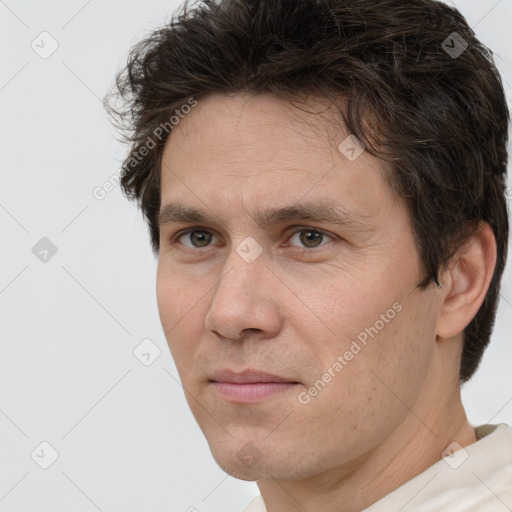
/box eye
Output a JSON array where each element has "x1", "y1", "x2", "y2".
[
  {"x1": 286, "y1": 228, "x2": 335, "y2": 249},
  {"x1": 175, "y1": 229, "x2": 219, "y2": 248},
  {"x1": 171, "y1": 227, "x2": 335, "y2": 250}
]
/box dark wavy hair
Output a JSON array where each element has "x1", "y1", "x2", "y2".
[{"x1": 104, "y1": 0, "x2": 510, "y2": 383}]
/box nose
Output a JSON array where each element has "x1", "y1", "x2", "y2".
[{"x1": 203, "y1": 247, "x2": 282, "y2": 342}]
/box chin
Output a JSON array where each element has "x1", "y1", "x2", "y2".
[
  {"x1": 221, "y1": 466, "x2": 261, "y2": 482},
  {"x1": 211, "y1": 454, "x2": 263, "y2": 480},
  {"x1": 209, "y1": 441, "x2": 309, "y2": 482}
]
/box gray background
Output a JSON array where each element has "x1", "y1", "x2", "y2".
[{"x1": 1, "y1": 0, "x2": 511, "y2": 511}]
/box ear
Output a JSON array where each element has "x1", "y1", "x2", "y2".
[{"x1": 436, "y1": 222, "x2": 497, "y2": 339}]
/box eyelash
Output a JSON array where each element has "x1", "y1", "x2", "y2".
[{"x1": 170, "y1": 227, "x2": 336, "y2": 251}]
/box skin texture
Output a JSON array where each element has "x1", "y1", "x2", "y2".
[{"x1": 156, "y1": 92, "x2": 495, "y2": 512}]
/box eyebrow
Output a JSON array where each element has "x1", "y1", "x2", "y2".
[{"x1": 158, "y1": 199, "x2": 374, "y2": 232}]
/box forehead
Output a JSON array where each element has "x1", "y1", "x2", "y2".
[
  {"x1": 159, "y1": 92, "x2": 395, "y2": 224},
  {"x1": 164, "y1": 92, "x2": 351, "y2": 158}
]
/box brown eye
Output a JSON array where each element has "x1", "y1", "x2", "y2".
[
  {"x1": 289, "y1": 229, "x2": 333, "y2": 248},
  {"x1": 178, "y1": 230, "x2": 216, "y2": 248},
  {"x1": 300, "y1": 230, "x2": 323, "y2": 248}
]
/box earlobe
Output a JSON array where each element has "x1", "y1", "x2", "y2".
[{"x1": 436, "y1": 222, "x2": 497, "y2": 340}]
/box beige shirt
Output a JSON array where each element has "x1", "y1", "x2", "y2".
[{"x1": 242, "y1": 423, "x2": 512, "y2": 511}]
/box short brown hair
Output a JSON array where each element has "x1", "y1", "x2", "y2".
[{"x1": 104, "y1": 0, "x2": 510, "y2": 382}]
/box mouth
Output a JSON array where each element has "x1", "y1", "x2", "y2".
[{"x1": 208, "y1": 369, "x2": 300, "y2": 404}]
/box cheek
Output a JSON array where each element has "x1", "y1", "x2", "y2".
[
  {"x1": 156, "y1": 261, "x2": 202, "y2": 324},
  {"x1": 156, "y1": 266, "x2": 203, "y2": 366},
  {"x1": 332, "y1": 291, "x2": 438, "y2": 416},
  {"x1": 297, "y1": 273, "x2": 436, "y2": 411},
  {"x1": 295, "y1": 302, "x2": 435, "y2": 461},
  {"x1": 156, "y1": 272, "x2": 176, "y2": 336},
  {"x1": 295, "y1": 275, "x2": 392, "y2": 362}
]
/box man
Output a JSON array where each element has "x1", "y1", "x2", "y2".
[{"x1": 104, "y1": 0, "x2": 511, "y2": 510}]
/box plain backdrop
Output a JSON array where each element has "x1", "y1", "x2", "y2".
[{"x1": 1, "y1": 0, "x2": 511, "y2": 511}]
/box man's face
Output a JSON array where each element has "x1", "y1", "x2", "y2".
[{"x1": 156, "y1": 93, "x2": 442, "y2": 481}]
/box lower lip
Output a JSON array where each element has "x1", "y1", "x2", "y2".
[{"x1": 211, "y1": 382, "x2": 297, "y2": 403}]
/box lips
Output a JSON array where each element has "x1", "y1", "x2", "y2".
[
  {"x1": 209, "y1": 369, "x2": 299, "y2": 403},
  {"x1": 209, "y1": 369, "x2": 297, "y2": 384}
]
